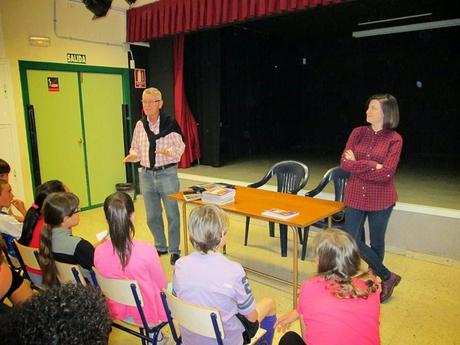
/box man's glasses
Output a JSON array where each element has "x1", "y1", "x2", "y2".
[
  {"x1": 141, "y1": 100, "x2": 161, "y2": 105},
  {"x1": 70, "y1": 208, "x2": 80, "y2": 216}
]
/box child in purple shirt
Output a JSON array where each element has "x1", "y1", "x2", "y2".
[{"x1": 173, "y1": 204, "x2": 277, "y2": 345}]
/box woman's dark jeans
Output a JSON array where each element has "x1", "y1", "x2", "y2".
[{"x1": 344, "y1": 205, "x2": 394, "y2": 280}]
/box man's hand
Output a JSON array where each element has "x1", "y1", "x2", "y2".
[
  {"x1": 156, "y1": 147, "x2": 173, "y2": 156},
  {"x1": 123, "y1": 152, "x2": 138, "y2": 163}
]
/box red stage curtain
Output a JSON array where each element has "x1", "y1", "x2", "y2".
[
  {"x1": 127, "y1": 0, "x2": 349, "y2": 42},
  {"x1": 173, "y1": 34, "x2": 201, "y2": 168}
]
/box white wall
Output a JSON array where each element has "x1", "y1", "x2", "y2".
[{"x1": 0, "y1": 0, "x2": 133, "y2": 202}]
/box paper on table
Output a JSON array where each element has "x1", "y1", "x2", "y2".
[{"x1": 96, "y1": 230, "x2": 109, "y2": 241}]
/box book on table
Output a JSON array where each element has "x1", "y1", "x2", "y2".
[
  {"x1": 261, "y1": 208, "x2": 299, "y2": 220},
  {"x1": 201, "y1": 187, "x2": 236, "y2": 205},
  {"x1": 183, "y1": 190, "x2": 202, "y2": 202},
  {"x1": 191, "y1": 182, "x2": 235, "y2": 193}
]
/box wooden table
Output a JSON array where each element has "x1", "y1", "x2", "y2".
[{"x1": 170, "y1": 186, "x2": 344, "y2": 307}]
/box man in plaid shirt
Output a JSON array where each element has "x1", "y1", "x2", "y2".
[{"x1": 124, "y1": 87, "x2": 185, "y2": 265}]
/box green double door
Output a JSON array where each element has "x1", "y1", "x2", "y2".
[{"x1": 26, "y1": 69, "x2": 127, "y2": 208}]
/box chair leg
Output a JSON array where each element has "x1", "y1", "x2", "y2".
[
  {"x1": 140, "y1": 328, "x2": 147, "y2": 345},
  {"x1": 244, "y1": 217, "x2": 250, "y2": 246},
  {"x1": 280, "y1": 224, "x2": 288, "y2": 257},
  {"x1": 301, "y1": 226, "x2": 310, "y2": 260},
  {"x1": 269, "y1": 222, "x2": 275, "y2": 237}
]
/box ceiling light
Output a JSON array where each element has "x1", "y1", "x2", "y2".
[
  {"x1": 352, "y1": 18, "x2": 460, "y2": 38},
  {"x1": 358, "y1": 13, "x2": 432, "y2": 26}
]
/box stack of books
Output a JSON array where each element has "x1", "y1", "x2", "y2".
[
  {"x1": 183, "y1": 190, "x2": 202, "y2": 202},
  {"x1": 261, "y1": 208, "x2": 299, "y2": 220},
  {"x1": 201, "y1": 187, "x2": 236, "y2": 205},
  {"x1": 190, "y1": 183, "x2": 235, "y2": 193}
]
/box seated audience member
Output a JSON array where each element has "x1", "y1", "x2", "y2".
[
  {"x1": 0, "y1": 159, "x2": 10, "y2": 181},
  {"x1": 276, "y1": 228, "x2": 381, "y2": 345},
  {"x1": 0, "y1": 159, "x2": 26, "y2": 222},
  {"x1": 0, "y1": 283, "x2": 112, "y2": 345},
  {"x1": 16, "y1": 181, "x2": 67, "y2": 285},
  {"x1": 0, "y1": 237, "x2": 33, "y2": 307},
  {"x1": 18, "y1": 180, "x2": 67, "y2": 247},
  {"x1": 39, "y1": 192, "x2": 94, "y2": 286},
  {"x1": 0, "y1": 179, "x2": 23, "y2": 239},
  {"x1": 173, "y1": 204, "x2": 277, "y2": 345},
  {"x1": 94, "y1": 192, "x2": 168, "y2": 340}
]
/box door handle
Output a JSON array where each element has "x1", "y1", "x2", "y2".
[{"x1": 78, "y1": 138, "x2": 83, "y2": 144}]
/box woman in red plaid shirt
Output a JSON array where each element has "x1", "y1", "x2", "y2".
[{"x1": 341, "y1": 94, "x2": 402, "y2": 303}]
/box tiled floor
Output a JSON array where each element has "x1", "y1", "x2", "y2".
[{"x1": 76, "y1": 196, "x2": 460, "y2": 345}]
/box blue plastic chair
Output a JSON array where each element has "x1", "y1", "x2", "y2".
[{"x1": 244, "y1": 160, "x2": 309, "y2": 257}]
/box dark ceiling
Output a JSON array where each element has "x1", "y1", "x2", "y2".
[{"x1": 236, "y1": 0, "x2": 460, "y2": 41}]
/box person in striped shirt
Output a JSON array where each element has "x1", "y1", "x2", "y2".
[{"x1": 124, "y1": 87, "x2": 185, "y2": 265}]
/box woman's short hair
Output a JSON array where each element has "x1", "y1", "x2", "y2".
[
  {"x1": 188, "y1": 204, "x2": 228, "y2": 253},
  {"x1": 367, "y1": 93, "x2": 399, "y2": 129}
]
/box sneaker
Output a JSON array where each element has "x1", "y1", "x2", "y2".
[
  {"x1": 380, "y1": 272, "x2": 401, "y2": 303},
  {"x1": 150, "y1": 331, "x2": 169, "y2": 345},
  {"x1": 156, "y1": 332, "x2": 170, "y2": 345},
  {"x1": 157, "y1": 249, "x2": 168, "y2": 256},
  {"x1": 170, "y1": 253, "x2": 180, "y2": 265}
]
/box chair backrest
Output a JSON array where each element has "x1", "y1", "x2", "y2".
[
  {"x1": 1, "y1": 234, "x2": 21, "y2": 270},
  {"x1": 55, "y1": 261, "x2": 87, "y2": 286},
  {"x1": 161, "y1": 290, "x2": 225, "y2": 340},
  {"x1": 13, "y1": 240, "x2": 41, "y2": 271},
  {"x1": 306, "y1": 166, "x2": 350, "y2": 202},
  {"x1": 327, "y1": 167, "x2": 350, "y2": 202},
  {"x1": 251, "y1": 160, "x2": 309, "y2": 194},
  {"x1": 305, "y1": 167, "x2": 350, "y2": 224},
  {"x1": 92, "y1": 267, "x2": 144, "y2": 307}
]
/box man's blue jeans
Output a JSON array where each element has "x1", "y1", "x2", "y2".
[
  {"x1": 344, "y1": 205, "x2": 394, "y2": 280},
  {"x1": 139, "y1": 166, "x2": 180, "y2": 254}
]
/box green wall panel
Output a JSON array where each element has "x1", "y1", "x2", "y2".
[
  {"x1": 26, "y1": 70, "x2": 89, "y2": 207},
  {"x1": 80, "y1": 72, "x2": 125, "y2": 205}
]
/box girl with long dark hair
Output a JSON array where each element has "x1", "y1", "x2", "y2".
[
  {"x1": 19, "y1": 180, "x2": 67, "y2": 247},
  {"x1": 94, "y1": 192, "x2": 168, "y2": 326},
  {"x1": 39, "y1": 192, "x2": 94, "y2": 286}
]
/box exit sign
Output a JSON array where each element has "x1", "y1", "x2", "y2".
[{"x1": 67, "y1": 53, "x2": 87, "y2": 64}]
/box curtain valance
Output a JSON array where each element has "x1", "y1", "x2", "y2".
[{"x1": 127, "y1": 0, "x2": 348, "y2": 42}]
